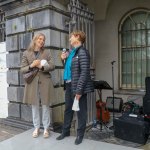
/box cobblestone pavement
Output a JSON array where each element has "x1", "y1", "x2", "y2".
[{"x1": 0, "y1": 122, "x2": 25, "y2": 142}]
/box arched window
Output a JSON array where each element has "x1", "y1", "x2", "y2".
[{"x1": 119, "y1": 9, "x2": 150, "y2": 90}]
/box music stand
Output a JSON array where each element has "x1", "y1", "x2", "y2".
[{"x1": 86, "y1": 80, "x2": 112, "y2": 132}]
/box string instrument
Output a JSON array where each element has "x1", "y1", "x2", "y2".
[
  {"x1": 94, "y1": 80, "x2": 112, "y2": 123},
  {"x1": 96, "y1": 100, "x2": 110, "y2": 123}
]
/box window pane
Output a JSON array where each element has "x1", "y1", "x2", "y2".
[
  {"x1": 122, "y1": 74, "x2": 132, "y2": 84},
  {"x1": 126, "y1": 74, "x2": 132, "y2": 84},
  {"x1": 122, "y1": 62, "x2": 126, "y2": 72},
  {"x1": 147, "y1": 47, "x2": 150, "y2": 58},
  {"x1": 131, "y1": 12, "x2": 147, "y2": 25},
  {"x1": 147, "y1": 30, "x2": 150, "y2": 46},
  {"x1": 126, "y1": 50, "x2": 133, "y2": 61},
  {"x1": 122, "y1": 51, "x2": 127, "y2": 61},
  {"x1": 121, "y1": 33, "x2": 126, "y2": 48},
  {"x1": 146, "y1": 15, "x2": 150, "y2": 29},
  {"x1": 135, "y1": 31, "x2": 142, "y2": 46},
  {"x1": 135, "y1": 48, "x2": 141, "y2": 60},
  {"x1": 141, "y1": 30, "x2": 146, "y2": 46},
  {"x1": 120, "y1": 11, "x2": 150, "y2": 89},
  {"x1": 126, "y1": 32, "x2": 132, "y2": 47},
  {"x1": 136, "y1": 74, "x2": 142, "y2": 86},
  {"x1": 122, "y1": 74, "x2": 126, "y2": 84},
  {"x1": 122, "y1": 18, "x2": 132, "y2": 31}
]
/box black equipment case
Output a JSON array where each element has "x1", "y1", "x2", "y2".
[
  {"x1": 143, "y1": 77, "x2": 150, "y2": 114},
  {"x1": 114, "y1": 114, "x2": 149, "y2": 144}
]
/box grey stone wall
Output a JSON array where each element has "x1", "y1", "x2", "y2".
[{"x1": 5, "y1": 0, "x2": 69, "y2": 124}]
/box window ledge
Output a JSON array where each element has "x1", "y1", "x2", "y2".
[{"x1": 115, "y1": 89, "x2": 145, "y2": 96}]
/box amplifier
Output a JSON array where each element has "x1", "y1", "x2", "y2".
[
  {"x1": 114, "y1": 115, "x2": 149, "y2": 144},
  {"x1": 106, "y1": 97, "x2": 123, "y2": 112}
]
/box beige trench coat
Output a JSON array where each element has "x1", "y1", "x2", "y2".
[{"x1": 21, "y1": 49, "x2": 55, "y2": 105}]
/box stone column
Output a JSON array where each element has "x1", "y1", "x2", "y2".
[{"x1": 5, "y1": 0, "x2": 69, "y2": 128}]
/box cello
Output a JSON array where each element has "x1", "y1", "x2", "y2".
[
  {"x1": 94, "y1": 81, "x2": 111, "y2": 123},
  {"x1": 96, "y1": 99, "x2": 110, "y2": 123}
]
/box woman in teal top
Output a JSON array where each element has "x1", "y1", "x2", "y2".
[{"x1": 56, "y1": 30, "x2": 94, "y2": 145}]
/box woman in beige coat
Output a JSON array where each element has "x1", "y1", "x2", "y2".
[{"x1": 21, "y1": 33, "x2": 55, "y2": 138}]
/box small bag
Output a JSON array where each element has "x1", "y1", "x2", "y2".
[
  {"x1": 23, "y1": 67, "x2": 39, "y2": 84},
  {"x1": 72, "y1": 97, "x2": 80, "y2": 111}
]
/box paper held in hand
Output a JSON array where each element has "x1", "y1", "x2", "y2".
[
  {"x1": 72, "y1": 97, "x2": 80, "y2": 111},
  {"x1": 41, "y1": 59, "x2": 48, "y2": 66}
]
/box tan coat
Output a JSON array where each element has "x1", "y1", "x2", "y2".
[{"x1": 21, "y1": 49, "x2": 55, "y2": 105}]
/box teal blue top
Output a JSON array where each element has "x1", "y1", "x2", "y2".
[{"x1": 64, "y1": 48, "x2": 77, "y2": 81}]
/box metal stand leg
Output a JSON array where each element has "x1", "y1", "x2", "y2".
[
  {"x1": 86, "y1": 89, "x2": 109, "y2": 133},
  {"x1": 109, "y1": 61, "x2": 116, "y2": 130}
]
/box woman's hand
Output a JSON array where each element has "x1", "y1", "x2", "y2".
[
  {"x1": 30, "y1": 60, "x2": 41, "y2": 68},
  {"x1": 75, "y1": 94, "x2": 81, "y2": 100},
  {"x1": 61, "y1": 52, "x2": 67, "y2": 60}
]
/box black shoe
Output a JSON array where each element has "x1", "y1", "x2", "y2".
[
  {"x1": 74, "y1": 136, "x2": 83, "y2": 145},
  {"x1": 56, "y1": 132, "x2": 70, "y2": 140}
]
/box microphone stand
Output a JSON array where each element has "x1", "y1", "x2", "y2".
[{"x1": 109, "y1": 61, "x2": 116, "y2": 130}]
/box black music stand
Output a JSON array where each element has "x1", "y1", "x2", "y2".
[{"x1": 86, "y1": 80, "x2": 112, "y2": 132}]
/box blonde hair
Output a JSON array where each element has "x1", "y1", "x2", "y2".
[
  {"x1": 27, "y1": 33, "x2": 45, "y2": 51},
  {"x1": 70, "y1": 30, "x2": 86, "y2": 44}
]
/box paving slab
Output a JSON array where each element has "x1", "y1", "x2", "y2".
[{"x1": 0, "y1": 129, "x2": 140, "y2": 150}]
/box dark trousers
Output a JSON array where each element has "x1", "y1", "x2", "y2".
[{"x1": 63, "y1": 82, "x2": 87, "y2": 137}]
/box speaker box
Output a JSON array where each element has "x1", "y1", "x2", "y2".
[
  {"x1": 106, "y1": 97, "x2": 123, "y2": 112},
  {"x1": 145, "y1": 77, "x2": 150, "y2": 95},
  {"x1": 143, "y1": 95, "x2": 150, "y2": 114},
  {"x1": 114, "y1": 115, "x2": 149, "y2": 144}
]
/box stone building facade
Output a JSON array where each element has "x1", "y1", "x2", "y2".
[
  {"x1": 0, "y1": 0, "x2": 95, "y2": 128},
  {"x1": 2, "y1": 0, "x2": 70, "y2": 127},
  {"x1": 2, "y1": 0, "x2": 150, "y2": 128}
]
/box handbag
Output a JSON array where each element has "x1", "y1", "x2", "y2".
[{"x1": 23, "y1": 67, "x2": 39, "y2": 84}]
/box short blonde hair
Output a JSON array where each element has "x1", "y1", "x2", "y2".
[
  {"x1": 70, "y1": 30, "x2": 86, "y2": 44},
  {"x1": 27, "y1": 33, "x2": 45, "y2": 51}
]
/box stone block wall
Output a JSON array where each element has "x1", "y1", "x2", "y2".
[{"x1": 5, "y1": 0, "x2": 69, "y2": 125}]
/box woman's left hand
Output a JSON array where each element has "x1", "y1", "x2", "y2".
[
  {"x1": 37, "y1": 64, "x2": 43, "y2": 69},
  {"x1": 75, "y1": 94, "x2": 81, "y2": 100}
]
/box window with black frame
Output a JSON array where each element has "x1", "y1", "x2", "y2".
[
  {"x1": 120, "y1": 10, "x2": 150, "y2": 90},
  {"x1": 0, "y1": 10, "x2": 5, "y2": 42}
]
